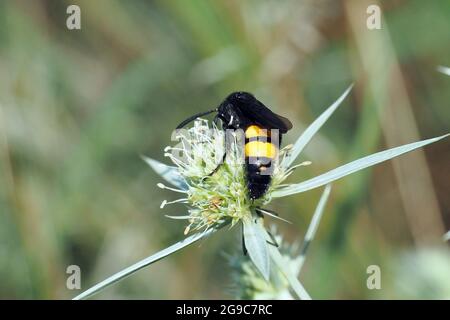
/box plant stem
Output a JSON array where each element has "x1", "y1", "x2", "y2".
[{"x1": 267, "y1": 234, "x2": 311, "y2": 300}]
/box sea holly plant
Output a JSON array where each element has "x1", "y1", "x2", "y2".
[{"x1": 73, "y1": 85, "x2": 448, "y2": 300}]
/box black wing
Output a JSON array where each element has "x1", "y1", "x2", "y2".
[{"x1": 237, "y1": 97, "x2": 293, "y2": 133}]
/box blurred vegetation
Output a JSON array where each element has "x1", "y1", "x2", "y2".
[{"x1": 0, "y1": 0, "x2": 449, "y2": 299}]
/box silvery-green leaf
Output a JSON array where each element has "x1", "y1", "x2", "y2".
[
  {"x1": 73, "y1": 226, "x2": 221, "y2": 300},
  {"x1": 242, "y1": 215, "x2": 270, "y2": 281},
  {"x1": 437, "y1": 65, "x2": 450, "y2": 76},
  {"x1": 298, "y1": 184, "x2": 332, "y2": 274},
  {"x1": 282, "y1": 84, "x2": 353, "y2": 169},
  {"x1": 142, "y1": 156, "x2": 188, "y2": 190},
  {"x1": 266, "y1": 231, "x2": 311, "y2": 300},
  {"x1": 274, "y1": 134, "x2": 449, "y2": 198}
]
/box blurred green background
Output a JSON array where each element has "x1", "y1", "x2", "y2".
[{"x1": 0, "y1": 0, "x2": 449, "y2": 299}]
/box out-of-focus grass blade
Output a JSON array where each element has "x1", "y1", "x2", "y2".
[
  {"x1": 72, "y1": 226, "x2": 221, "y2": 300},
  {"x1": 282, "y1": 84, "x2": 353, "y2": 169},
  {"x1": 297, "y1": 184, "x2": 332, "y2": 274},
  {"x1": 437, "y1": 65, "x2": 450, "y2": 76},
  {"x1": 443, "y1": 231, "x2": 450, "y2": 242},
  {"x1": 242, "y1": 215, "x2": 270, "y2": 281},
  {"x1": 142, "y1": 156, "x2": 188, "y2": 190},
  {"x1": 274, "y1": 134, "x2": 449, "y2": 198}
]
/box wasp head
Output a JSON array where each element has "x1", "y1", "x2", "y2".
[{"x1": 217, "y1": 91, "x2": 254, "y2": 129}]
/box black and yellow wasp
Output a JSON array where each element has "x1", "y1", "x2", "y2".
[{"x1": 176, "y1": 92, "x2": 292, "y2": 200}]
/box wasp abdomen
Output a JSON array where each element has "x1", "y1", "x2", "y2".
[{"x1": 244, "y1": 125, "x2": 278, "y2": 199}]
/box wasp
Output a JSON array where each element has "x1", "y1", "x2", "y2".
[{"x1": 176, "y1": 92, "x2": 292, "y2": 200}]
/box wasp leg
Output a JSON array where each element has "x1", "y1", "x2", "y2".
[
  {"x1": 266, "y1": 230, "x2": 279, "y2": 248},
  {"x1": 207, "y1": 123, "x2": 227, "y2": 177},
  {"x1": 213, "y1": 114, "x2": 221, "y2": 128},
  {"x1": 255, "y1": 207, "x2": 280, "y2": 247},
  {"x1": 242, "y1": 224, "x2": 248, "y2": 255},
  {"x1": 206, "y1": 151, "x2": 226, "y2": 176},
  {"x1": 255, "y1": 207, "x2": 264, "y2": 218}
]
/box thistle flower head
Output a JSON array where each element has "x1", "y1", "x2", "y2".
[{"x1": 161, "y1": 119, "x2": 294, "y2": 234}]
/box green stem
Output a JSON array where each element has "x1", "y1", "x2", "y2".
[{"x1": 267, "y1": 234, "x2": 311, "y2": 300}]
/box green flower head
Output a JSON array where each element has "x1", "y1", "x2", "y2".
[{"x1": 157, "y1": 119, "x2": 303, "y2": 234}]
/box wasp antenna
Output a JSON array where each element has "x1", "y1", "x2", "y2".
[{"x1": 176, "y1": 109, "x2": 217, "y2": 129}]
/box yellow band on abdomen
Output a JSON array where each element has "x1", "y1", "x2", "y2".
[
  {"x1": 245, "y1": 141, "x2": 277, "y2": 159},
  {"x1": 245, "y1": 125, "x2": 268, "y2": 139}
]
